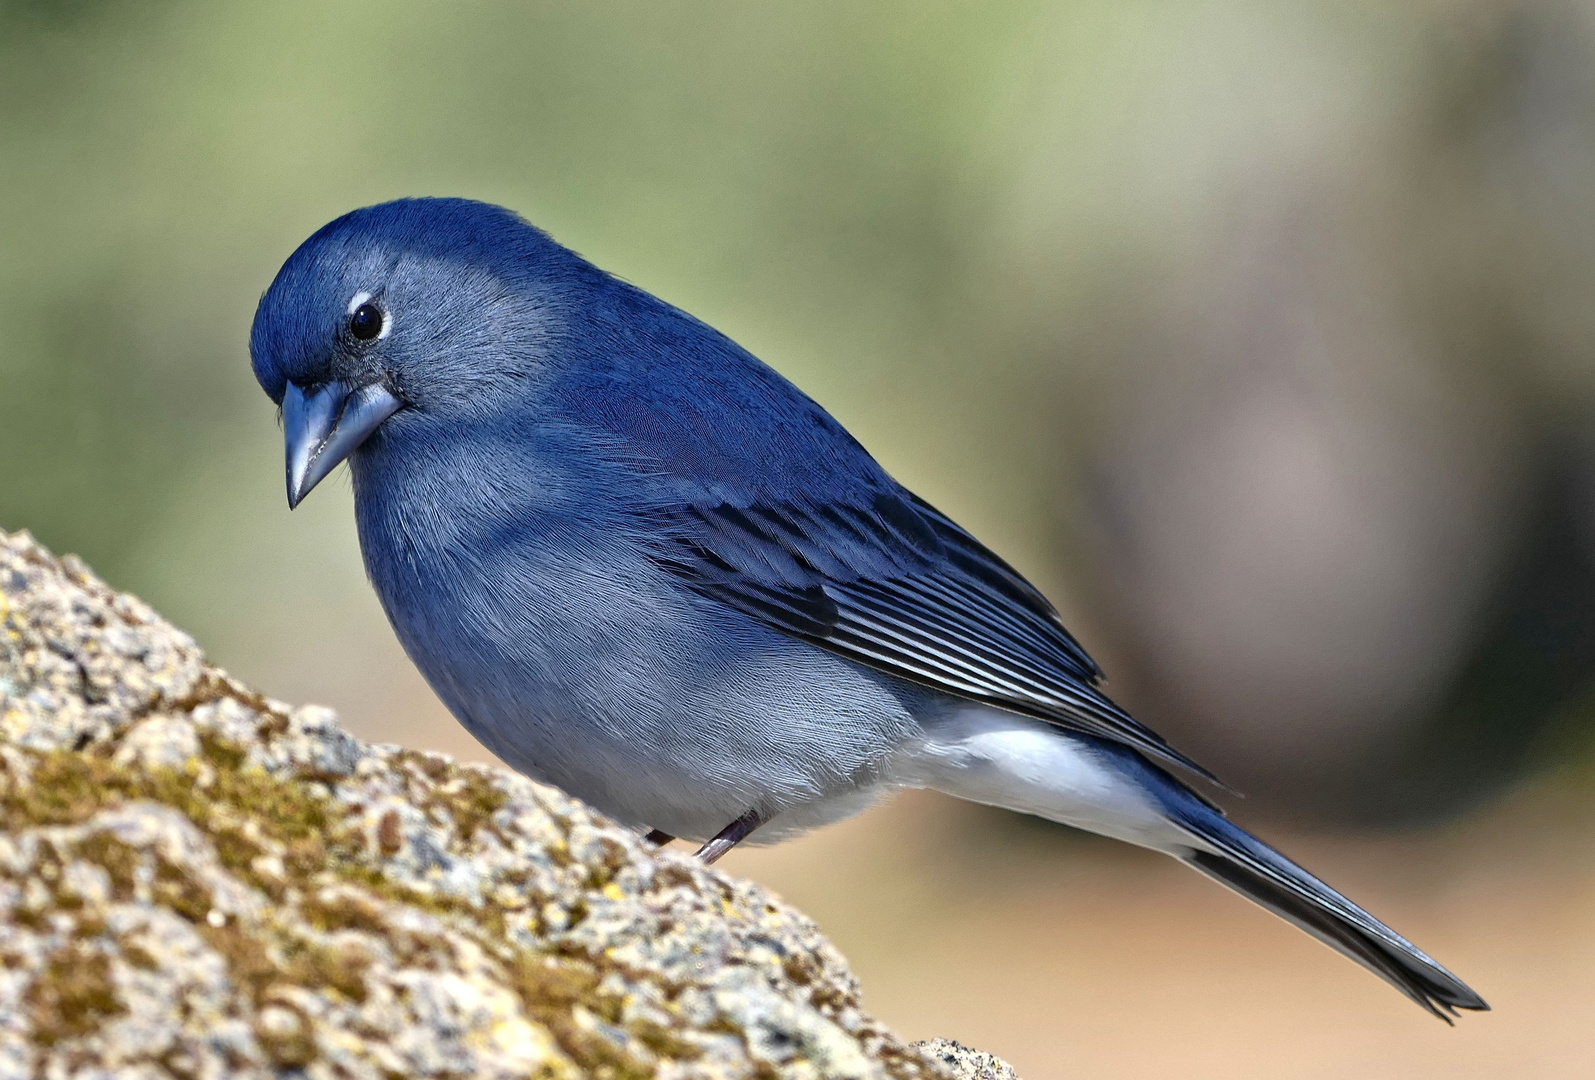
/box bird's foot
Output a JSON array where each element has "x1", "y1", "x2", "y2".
[
  {"x1": 694, "y1": 808, "x2": 766, "y2": 864},
  {"x1": 643, "y1": 829, "x2": 676, "y2": 847}
]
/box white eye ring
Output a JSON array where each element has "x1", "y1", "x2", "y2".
[{"x1": 347, "y1": 291, "x2": 392, "y2": 339}]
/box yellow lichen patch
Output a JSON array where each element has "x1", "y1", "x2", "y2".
[
  {"x1": 300, "y1": 887, "x2": 390, "y2": 936},
  {"x1": 254, "y1": 1001, "x2": 317, "y2": 1068},
  {"x1": 279, "y1": 937, "x2": 373, "y2": 1004},
  {"x1": 510, "y1": 955, "x2": 655, "y2": 1078},
  {"x1": 153, "y1": 854, "x2": 215, "y2": 923},
  {"x1": 25, "y1": 943, "x2": 125, "y2": 1047},
  {"x1": 489, "y1": 1014, "x2": 571, "y2": 1079},
  {"x1": 74, "y1": 833, "x2": 142, "y2": 900},
  {"x1": 198, "y1": 922, "x2": 280, "y2": 1004},
  {"x1": 391, "y1": 749, "x2": 511, "y2": 844}
]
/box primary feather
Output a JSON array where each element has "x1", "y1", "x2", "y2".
[{"x1": 640, "y1": 491, "x2": 1221, "y2": 782}]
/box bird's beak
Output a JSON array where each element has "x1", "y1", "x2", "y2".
[{"x1": 283, "y1": 380, "x2": 403, "y2": 508}]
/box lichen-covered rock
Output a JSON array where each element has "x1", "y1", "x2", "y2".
[
  {"x1": 913, "y1": 1041, "x2": 1019, "y2": 1080},
  {"x1": 0, "y1": 529, "x2": 1020, "y2": 1080}
]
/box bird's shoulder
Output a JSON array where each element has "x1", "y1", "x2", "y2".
[{"x1": 545, "y1": 280, "x2": 888, "y2": 500}]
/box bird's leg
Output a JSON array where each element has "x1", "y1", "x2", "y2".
[
  {"x1": 643, "y1": 829, "x2": 676, "y2": 847},
  {"x1": 694, "y1": 808, "x2": 767, "y2": 864}
]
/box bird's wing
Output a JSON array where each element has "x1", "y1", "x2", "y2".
[{"x1": 638, "y1": 487, "x2": 1221, "y2": 783}]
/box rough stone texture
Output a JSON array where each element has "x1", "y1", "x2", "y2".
[
  {"x1": 0, "y1": 528, "x2": 1022, "y2": 1080},
  {"x1": 913, "y1": 1042, "x2": 1019, "y2": 1080}
]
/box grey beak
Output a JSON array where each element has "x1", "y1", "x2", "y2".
[{"x1": 283, "y1": 380, "x2": 403, "y2": 508}]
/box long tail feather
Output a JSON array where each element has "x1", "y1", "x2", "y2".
[
  {"x1": 1173, "y1": 811, "x2": 1489, "y2": 1021},
  {"x1": 901, "y1": 711, "x2": 1487, "y2": 1019}
]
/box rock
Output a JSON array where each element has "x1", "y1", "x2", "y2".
[
  {"x1": 913, "y1": 1041, "x2": 1020, "y2": 1080},
  {"x1": 0, "y1": 529, "x2": 1022, "y2": 1080}
]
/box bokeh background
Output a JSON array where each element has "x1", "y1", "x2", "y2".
[{"x1": 4, "y1": 1, "x2": 1595, "y2": 1075}]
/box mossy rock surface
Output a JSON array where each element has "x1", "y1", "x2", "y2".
[{"x1": 0, "y1": 528, "x2": 1020, "y2": 1080}]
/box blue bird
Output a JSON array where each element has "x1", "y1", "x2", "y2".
[{"x1": 250, "y1": 197, "x2": 1486, "y2": 1020}]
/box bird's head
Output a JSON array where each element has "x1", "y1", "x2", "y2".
[{"x1": 250, "y1": 197, "x2": 581, "y2": 507}]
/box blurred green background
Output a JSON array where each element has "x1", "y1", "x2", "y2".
[{"x1": 5, "y1": 2, "x2": 1595, "y2": 1076}]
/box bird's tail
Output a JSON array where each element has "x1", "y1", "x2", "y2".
[
  {"x1": 1167, "y1": 804, "x2": 1489, "y2": 1021},
  {"x1": 898, "y1": 709, "x2": 1487, "y2": 1018}
]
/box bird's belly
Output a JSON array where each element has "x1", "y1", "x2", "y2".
[
  {"x1": 431, "y1": 622, "x2": 923, "y2": 841},
  {"x1": 361, "y1": 531, "x2": 925, "y2": 839}
]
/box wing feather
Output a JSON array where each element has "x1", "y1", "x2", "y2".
[{"x1": 641, "y1": 489, "x2": 1220, "y2": 784}]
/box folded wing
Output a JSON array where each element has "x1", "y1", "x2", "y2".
[{"x1": 639, "y1": 487, "x2": 1221, "y2": 784}]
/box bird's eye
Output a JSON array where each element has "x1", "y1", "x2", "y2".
[{"x1": 349, "y1": 303, "x2": 384, "y2": 341}]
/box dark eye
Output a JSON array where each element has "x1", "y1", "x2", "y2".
[{"x1": 349, "y1": 303, "x2": 383, "y2": 341}]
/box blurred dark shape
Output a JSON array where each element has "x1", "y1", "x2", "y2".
[
  {"x1": 1343, "y1": 435, "x2": 1595, "y2": 824},
  {"x1": 1049, "y1": 2, "x2": 1595, "y2": 824}
]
